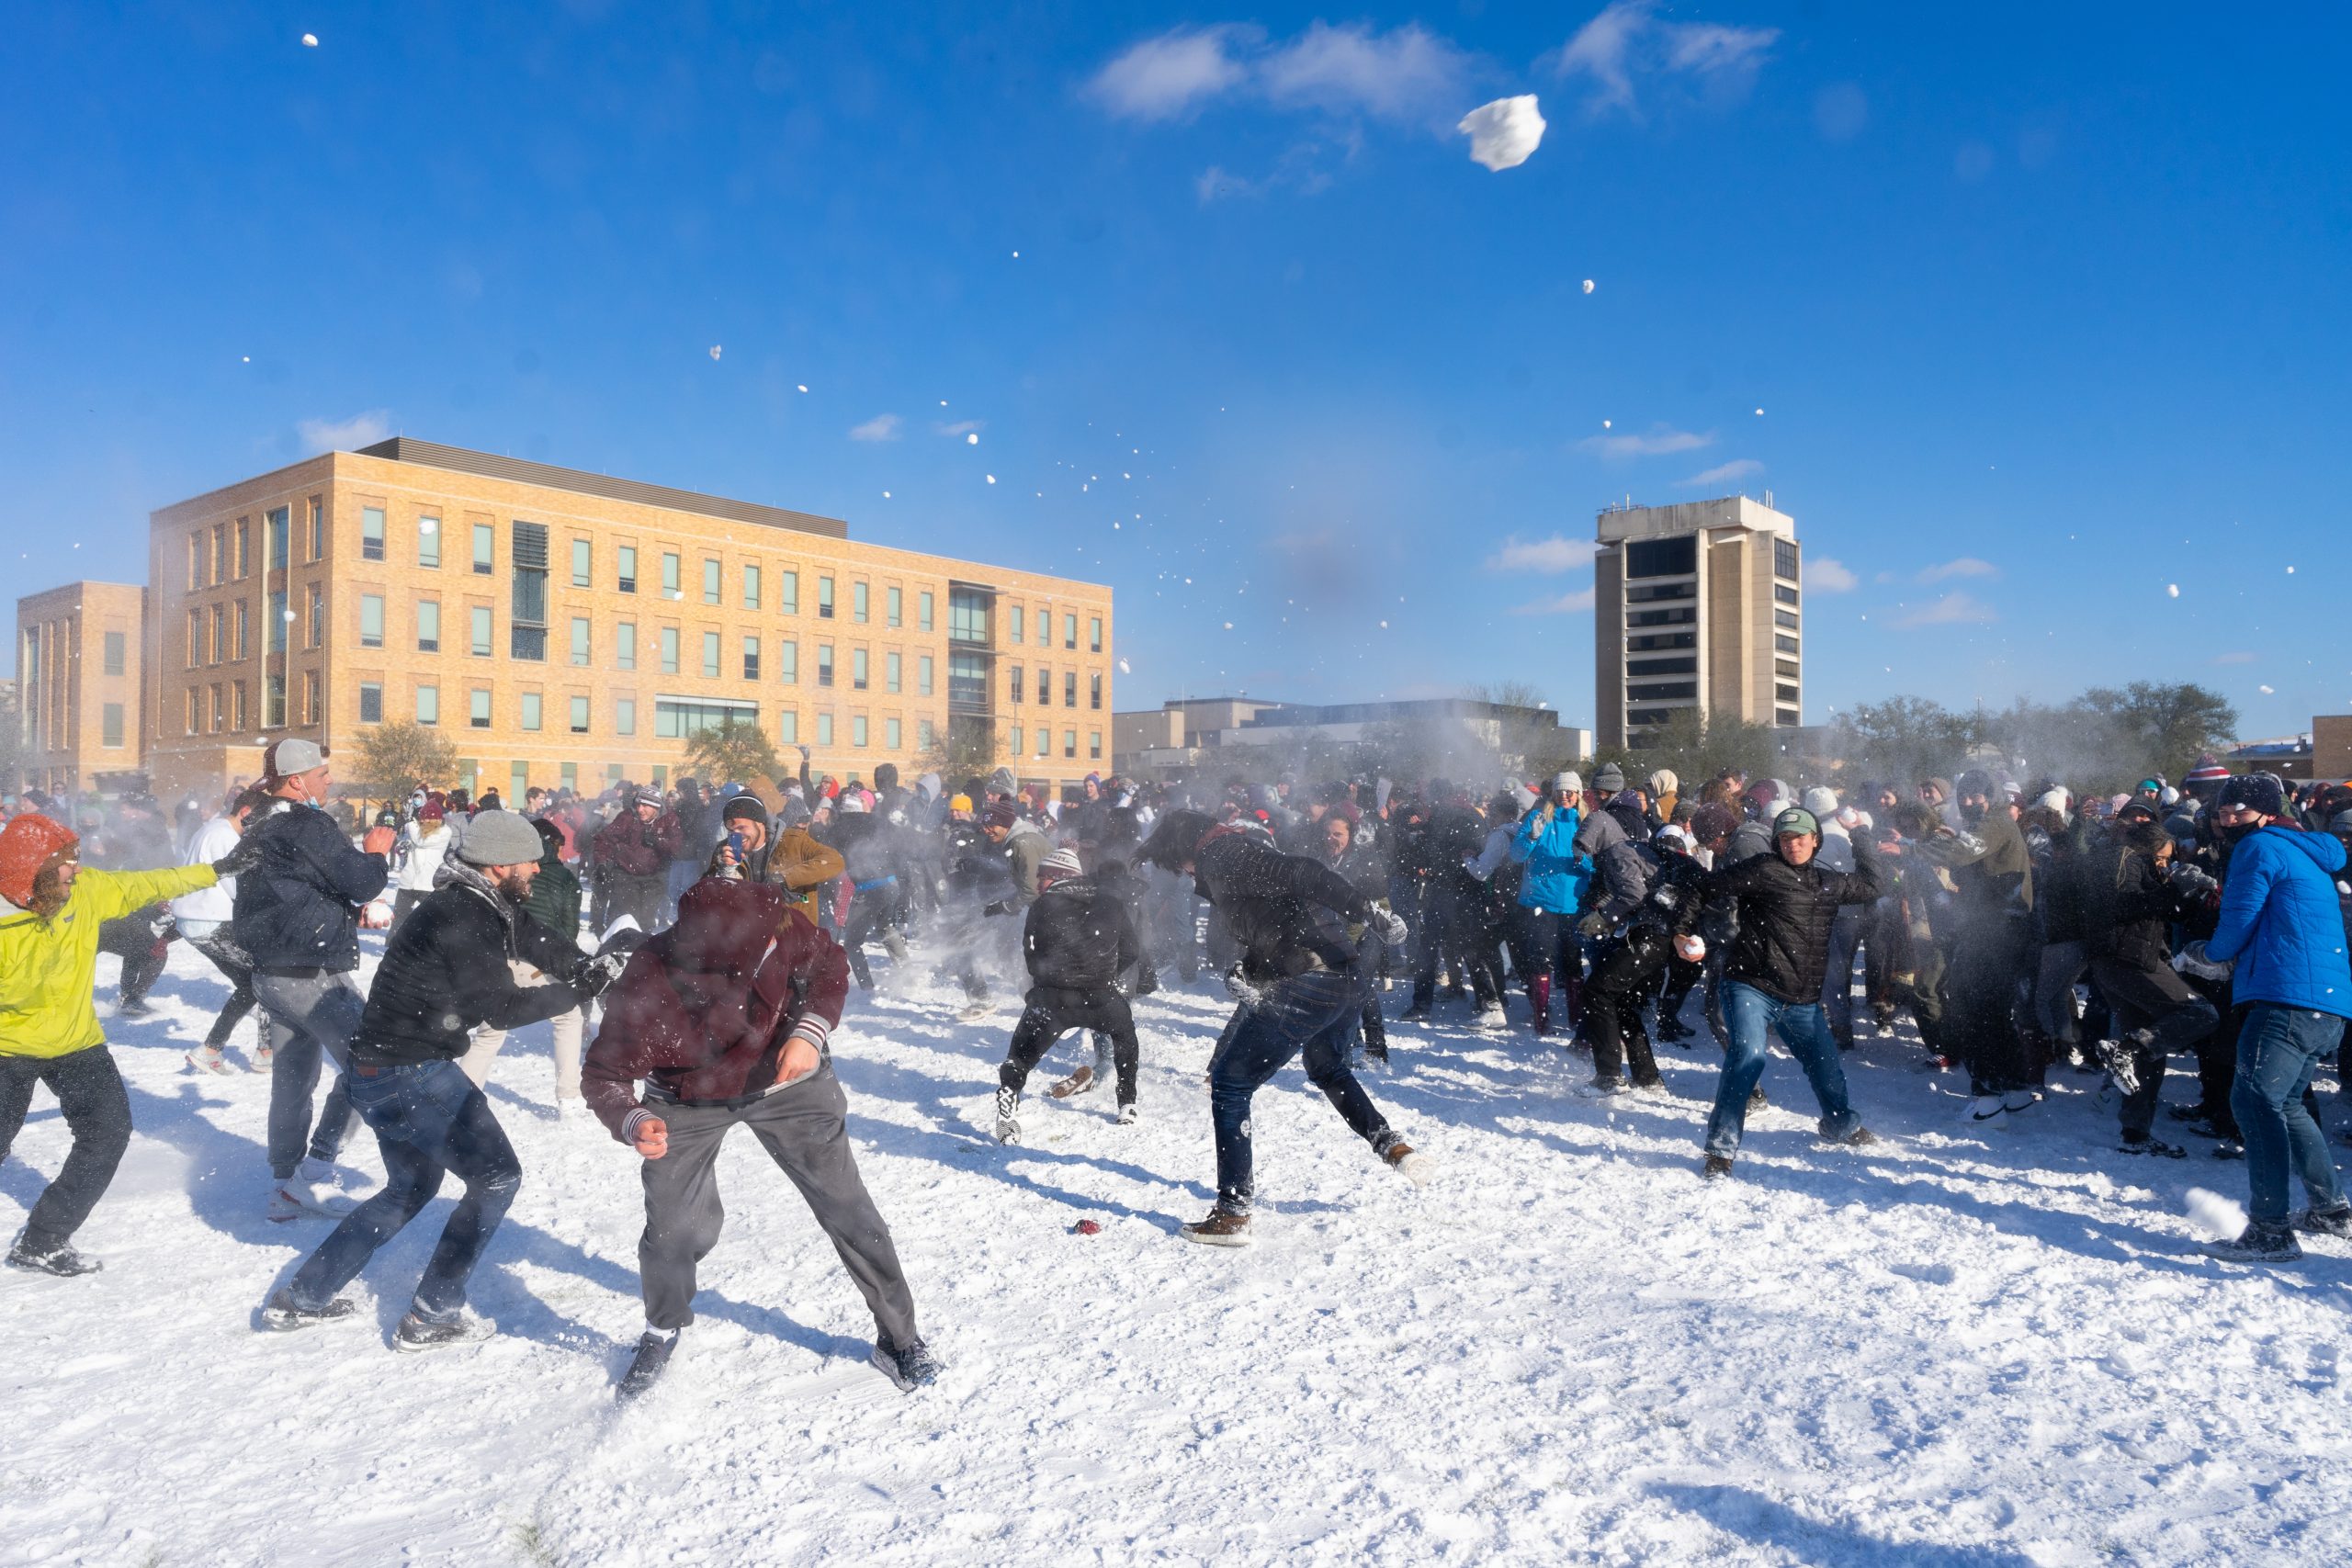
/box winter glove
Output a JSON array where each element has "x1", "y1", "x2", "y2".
[
  {"x1": 209, "y1": 833, "x2": 264, "y2": 881},
  {"x1": 1222, "y1": 966, "x2": 1264, "y2": 1010},
  {"x1": 1369, "y1": 907, "x2": 1409, "y2": 948},
  {"x1": 982, "y1": 899, "x2": 1012, "y2": 918},
  {"x1": 571, "y1": 951, "x2": 630, "y2": 999},
  {"x1": 1577, "y1": 909, "x2": 1611, "y2": 939},
  {"x1": 2174, "y1": 941, "x2": 2233, "y2": 982},
  {"x1": 2166, "y1": 862, "x2": 2219, "y2": 902}
]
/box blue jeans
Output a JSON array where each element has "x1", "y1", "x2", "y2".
[
  {"x1": 288, "y1": 1059, "x2": 522, "y2": 1320},
  {"x1": 1207, "y1": 970, "x2": 1396, "y2": 1213},
  {"x1": 1703, "y1": 980, "x2": 1861, "y2": 1159},
  {"x1": 2231, "y1": 1004, "x2": 2348, "y2": 1224}
]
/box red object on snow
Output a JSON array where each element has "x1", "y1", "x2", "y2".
[{"x1": 1071, "y1": 1219, "x2": 1102, "y2": 1235}]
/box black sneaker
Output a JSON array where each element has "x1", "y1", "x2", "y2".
[
  {"x1": 6, "y1": 1230, "x2": 100, "y2": 1278},
  {"x1": 117, "y1": 996, "x2": 154, "y2": 1018},
  {"x1": 260, "y1": 1287, "x2": 357, "y2": 1331},
  {"x1": 2204, "y1": 1222, "x2": 2301, "y2": 1262},
  {"x1": 2212, "y1": 1138, "x2": 2245, "y2": 1161},
  {"x1": 393, "y1": 1310, "x2": 495, "y2": 1352},
  {"x1": 871, "y1": 1333, "x2": 944, "y2": 1392},
  {"x1": 1747, "y1": 1085, "x2": 1769, "y2": 1110},
  {"x1": 1820, "y1": 1123, "x2": 1879, "y2": 1146},
  {"x1": 2291, "y1": 1205, "x2": 2352, "y2": 1238},
  {"x1": 617, "y1": 1330, "x2": 678, "y2": 1400},
  {"x1": 2119, "y1": 1132, "x2": 2187, "y2": 1159},
  {"x1": 1702, "y1": 1155, "x2": 1735, "y2": 1180},
  {"x1": 2168, "y1": 1101, "x2": 2214, "y2": 1123}
]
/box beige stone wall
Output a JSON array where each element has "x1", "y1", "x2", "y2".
[
  {"x1": 144, "y1": 450, "x2": 1111, "y2": 800},
  {"x1": 14, "y1": 580, "x2": 145, "y2": 794},
  {"x1": 2313, "y1": 716, "x2": 2352, "y2": 783}
]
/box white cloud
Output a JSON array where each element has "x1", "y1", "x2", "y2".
[
  {"x1": 1487, "y1": 534, "x2": 1599, "y2": 574},
  {"x1": 1085, "y1": 26, "x2": 1253, "y2": 121},
  {"x1": 1550, "y1": 2, "x2": 1779, "y2": 117},
  {"x1": 1677, "y1": 457, "x2": 1762, "y2": 488},
  {"x1": 296, "y1": 411, "x2": 391, "y2": 453},
  {"x1": 935, "y1": 419, "x2": 984, "y2": 438},
  {"x1": 1917, "y1": 557, "x2": 1998, "y2": 582},
  {"x1": 1259, "y1": 22, "x2": 1471, "y2": 122},
  {"x1": 1804, "y1": 556, "x2": 1859, "y2": 593},
  {"x1": 848, "y1": 413, "x2": 901, "y2": 442},
  {"x1": 1896, "y1": 591, "x2": 1997, "y2": 628},
  {"x1": 1512, "y1": 587, "x2": 1599, "y2": 615},
  {"x1": 1458, "y1": 96, "x2": 1546, "y2": 171},
  {"x1": 1577, "y1": 423, "x2": 1714, "y2": 459}
]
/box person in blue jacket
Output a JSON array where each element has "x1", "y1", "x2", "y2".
[
  {"x1": 2199, "y1": 772, "x2": 2352, "y2": 1260},
  {"x1": 1510, "y1": 773, "x2": 1592, "y2": 1037}
]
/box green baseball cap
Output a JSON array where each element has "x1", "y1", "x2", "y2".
[{"x1": 1773, "y1": 807, "x2": 1819, "y2": 838}]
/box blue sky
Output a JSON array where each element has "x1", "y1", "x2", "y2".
[{"x1": 5, "y1": 4, "x2": 2348, "y2": 739}]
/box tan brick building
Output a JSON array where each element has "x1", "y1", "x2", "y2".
[
  {"x1": 142, "y1": 438, "x2": 1112, "y2": 803},
  {"x1": 14, "y1": 581, "x2": 147, "y2": 795}
]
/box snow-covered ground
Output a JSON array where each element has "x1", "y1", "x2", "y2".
[{"x1": 6, "y1": 936, "x2": 2352, "y2": 1567}]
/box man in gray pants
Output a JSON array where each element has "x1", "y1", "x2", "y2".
[
  {"x1": 584, "y1": 874, "x2": 941, "y2": 1399},
  {"x1": 232, "y1": 739, "x2": 396, "y2": 1220}
]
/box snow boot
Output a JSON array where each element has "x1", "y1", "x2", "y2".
[
  {"x1": 1702, "y1": 1155, "x2": 1735, "y2": 1181},
  {"x1": 2119, "y1": 1131, "x2": 2187, "y2": 1158},
  {"x1": 261, "y1": 1288, "x2": 357, "y2": 1331},
  {"x1": 1180, "y1": 1208, "x2": 1253, "y2": 1247},
  {"x1": 1047, "y1": 1066, "x2": 1098, "y2": 1100},
  {"x1": 1820, "y1": 1122, "x2": 1880, "y2": 1146},
  {"x1": 6, "y1": 1229, "x2": 100, "y2": 1278},
  {"x1": 1115, "y1": 1101, "x2": 1139, "y2": 1126},
  {"x1": 2290, "y1": 1205, "x2": 2352, "y2": 1238},
  {"x1": 394, "y1": 1310, "x2": 496, "y2": 1352},
  {"x1": 618, "y1": 1330, "x2": 679, "y2": 1400},
  {"x1": 2204, "y1": 1222, "x2": 2301, "y2": 1263},
  {"x1": 993, "y1": 1086, "x2": 1022, "y2": 1145},
  {"x1": 1527, "y1": 973, "x2": 1553, "y2": 1037},
  {"x1": 871, "y1": 1334, "x2": 945, "y2": 1393}
]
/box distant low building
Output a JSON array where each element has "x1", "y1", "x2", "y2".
[
  {"x1": 15, "y1": 581, "x2": 147, "y2": 796},
  {"x1": 1113, "y1": 695, "x2": 1589, "y2": 782},
  {"x1": 2315, "y1": 716, "x2": 2352, "y2": 783},
  {"x1": 2229, "y1": 733, "x2": 2314, "y2": 783}
]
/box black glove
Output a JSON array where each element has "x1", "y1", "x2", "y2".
[
  {"x1": 1577, "y1": 908, "x2": 1611, "y2": 938},
  {"x1": 571, "y1": 951, "x2": 629, "y2": 999},
  {"x1": 2167, "y1": 862, "x2": 2218, "y2": 902},
  {"x1": 210, "y1": 834, "x2": 264, "y2": 880}
]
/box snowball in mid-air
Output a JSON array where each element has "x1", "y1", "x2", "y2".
[
  {"x1": 301, "y1": 33, "x2": 318, "y2": 47},
  {"x1": 2166, "y1": 584, "x2": 2180, "y2": 598},
  {"x1": 1118, "y1": 659, "x2": 1131, "y2": 674},
  {"x1": 985, "y1": 475, "x2": 996, "y2": 484},
  {"x1": 966, "y1": 433, "x2": 978, "y2": 446},
  {"x1": 2260, "y1": 684, "x2": 2275, "y2": 694},
  {"x1": 708, "y1": 345, "x2": 721, "y2": 361},
  {"x1": 1581, "y1": 278, "x2": 1595, "y2": 294},
  {"x1": 1458, "y1": 96, "x2": 1545, "y2": 173},
  {"x1": 797, "y1": 384, "x2": 808, "y2": 392}
]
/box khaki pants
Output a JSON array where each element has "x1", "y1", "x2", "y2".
[{"x1": 461, "y1": 959, "x2": 588, "y2": 1100}]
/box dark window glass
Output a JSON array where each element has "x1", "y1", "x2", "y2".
[{"x1": 1625, "y1": 536, "x2": 1697, "y2": 579}]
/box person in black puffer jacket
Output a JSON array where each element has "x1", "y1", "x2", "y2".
[
  {"x1": 1699, "y1": 807, "x2": 1885, "y2": 1177},
  {"x1": 2078, "y1": 816, "x2": 2219, "y2": 1155},
  {"x1": 1580, "y1": 830, "x2": 1712, "y2": 1094},
  {"x1": 992, "y1": 849, "x2": 1140, "y2": 1140},
  {"x1": 1138, "y1": 811, "x2": 1426, "y2": 1247}
]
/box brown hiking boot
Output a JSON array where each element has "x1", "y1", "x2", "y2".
[
  {"x1": 1382, "y1": 1141, "x2": 1434, "y2": 1187},
  {"x1": 1179, "y1": 1208, "x2": 1253, "y2": 1247},
  {"x1": 1047, "y1": 1066, "x2": 1097, "y2": 1100}
]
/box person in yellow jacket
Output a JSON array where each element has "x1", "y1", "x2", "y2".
[{"x1": 0, "y1": 811, "x2": 254, "y2": 1275}]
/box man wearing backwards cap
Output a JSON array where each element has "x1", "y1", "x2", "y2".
[
  {"x1": 263, "y1": 810, "x2": 616, "y2": 1347},
  {"x1": 594, "y1": 787, "x2": 683, "y2": 937},
  {"x1": 1697, "y1": 805, "x2": 1887, "y2": 1179},
  {"x1": 0, "y1": 813, "x2": 259, "y2": 1275}
]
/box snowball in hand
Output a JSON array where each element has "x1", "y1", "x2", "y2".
[{"x1": 1458, "y1": 96, "x2": 1546, "y2": 173}]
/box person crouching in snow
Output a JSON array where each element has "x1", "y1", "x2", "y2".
[
  {"x1": 1137, "y1": 811, "x2": 1429, "y2": 1247},
  {"x1": 260, "y1": 810, "x2": 613, "y2": 1348},
  {"x1": 994, "y1": 846, "x2": 1141, "y2": 1142},
  {"x1": 0, "y1": 813, "x2": 257, "y2": 1275},
  {"x1": 584, "y1": 874, "x2": 941, "y2": 1398}
]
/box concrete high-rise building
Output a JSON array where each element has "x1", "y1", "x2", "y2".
[
  {"x1": 141, "y1": 438, "x2": 1111, "y2": 801},
  {"x1": 14, "y1": 581, "x2": 147, "y2": 795},
  {"x1": 1592, "y1": 495, "x2": 1801, "y2": 751}
]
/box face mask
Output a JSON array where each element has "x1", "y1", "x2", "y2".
[
  {"x1": 2216, "y1": 818, "x2": 2258, "y2": 845},
  {"x1": 1959, "y1": 799, "x2": 1989, "y2": 826}
]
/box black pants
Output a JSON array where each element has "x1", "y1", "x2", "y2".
[
  {"x1": 605, "y1": 873, "x2": 667, "y2": 938},
  {"x1": 2090, "y1": 956, "x2": 2221, "y2": 1137},
  {"x1": 1002, "y1": 986, "x2": 1138, "y2": 1107},
  {"x1": 0, "y1": 1046, "x2": 132, "y2": 1247},
  {"x1": 1587, "y1": 930, "x2": 1669, "y2": 1086},
  {"x1": 1947, "y1": 918, "x2": 2031, "y2": 1095},
  {"x1": 190, "y1": 929, "x2": 259, "y2": 1050},
  {"x1": 98, "y1": 909, "x2": 169, "y2": 1007}
]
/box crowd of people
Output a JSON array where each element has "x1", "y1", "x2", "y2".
[{"x1": 3, "y1": 739, "x2": 2349, "y2": 1397}]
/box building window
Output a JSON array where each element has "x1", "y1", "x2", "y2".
[
  {"x1": 211, "y1": 524, "x2": 227, "y2": 584},
  {"x1": 778, "y1": 709, "x2": 797, "y2": 744},
  {"x1": 361, "y1": 506, "x2": 385, "y2": 561},
  {"x1": 302, "y1": 670, "x2": 321, "y2": 725},
  {"x1": 616, "y1": 697, "x2": 636, "y2": 736},
  {"x1": 617, "y1": 622, "x2": 637, "y2": 671},
  {"x1": 743, "y1": 563, "x2": 762, "y2": 610},
  {"x1": 1010, "y1": 664, "x2": 1023, "y2": 704},
  {"x1": 269, "y1": 591, "x2": 288, "y2": 653},
  {"x1": 816, "y1": 713, "x2": 833, "y2": 746},
  {"x1": 1774, "y1": 539, "x2": 1799, "y2": 581},
  {"x1": 184, "y1": 610, "x2": 198, "y2": 669},
  {"x1": 918, "y1": 656, "x2": 933, "y2": 697},
  {"x1": 1009, "y1": 724, "x2": 1024, "y2": 755},
  {"x1": 103, "y1": 630, "x2": 125, "y2": 676},
  {"x1": 268, "y1": 507, "x2": 290, "y2": 570},
  {"x1": 210, "y1": 683, "x2": 224, "y2": 732},
  {"x1": 852, "y1": 715, "x2": 868, "y2": 748},
  {"x1": 818, "y1": 645, "x2": 834, "y2": 687},
  {"x1": 1064, "y1": 671, "x2": 1077, "y2": 708},
  {"x1": 1626, "y1": 632, "x2": 1697, "y2": 651},
  {"x1": 949, "y1": 590, "x2": 989, "y2": 643},
  {"x1": 1776, "y1": 707, "x2": 1802, "y2": 728},
  {"x1": 419, "y1": 515, "x2": 441, "y2": 568},
  {"x1": 307, "y1": 583, "x2": 325, "y2": 648},
  {"x1": 1775, "y1": 633, "x2": 1799, "y2": 655},
  {"x1": 818, "y1": 576, "x2": 834, "y2": 618},
  {"x1": 918, "y1": 720, "x2": 935, "y2": 751},
  {"x1": 1063, "y1": 729, "x2": 1077, "y2": 759},
  {"x1": 235, "y1": 520, "x2": 250, "y2": 577},
  {"x1": 358, "y1": 682, "x2": 382, "y2": 724},
  {"x1": 1036, "y1": 667, "x2": 1050, "y2": 705},
  {"x1": 1627, "y1": 582, "x2": 1695, "y2": 604},
  {"x1": 1628, "y1": 681, "x2": 1699, "y2": 702},
  {"x1": 1773, "y1": 609, "x2": 1800, "y2": 631},
  {"x1": 662, "y1": 552, "x2": 681, "y2": 599},
  {"x1": 853, "y1": 581, "x2": 869, "y2": 623},
  {"x1": 416, "y1": 684, "x2": 439, "y2": 725},
  {"x1": 1090, "y1": 673, "x2": 1102, "y2": 710},
  {"x1": 359, "y1": 594, "x2": 384, "y2": 649},
  {"x1": 1063, "y1": 614, "x2": 1077, "y2": 649},
  {"x1": 1775, "y1": 683, "x2": 1801, "y2": 705},
  {"x1": 510, "y1": 521, "x2": 549, "y2": 661},
  {"x1": 742, "y1": 636, "x2": 760, "y2": 681},
  {"x1": 778, "y1": 639, "x2": 797, "y2": 684},
  {"x1": 1627, "y1": 657, "x2": 1697, "y2": 676},
  {"x1": 207, "y1": 605, "x2": 221, "y2": 664},
  {"x1": 266, "y1": 674, "x2": 286, "y2": 728},
  {"x1": 702, "y1": 631, "x2": 720, "y2": 678},
  {"x1": 1090, "y1": 616, "x2": 1103, "y2": 653},
  {"x1": 510, "y1": 762, "x2": 529, "y2": 804},
  {"x1": 470, "y1": 689, "x2": 492, "y2": 728},
  {"x1": 919, "y1": 591, "x2": 934, "y2": 632},
  {"x1": 885, "y1": 716, "x2": 901, "y2": 750},
  {"x1": 1774, "y1": 584, "x2": 1800, "y2": 607},
  {"x1": 660, "y1": 627, "x2": 679, "y2": 674},
  {"x1": 703, "y1": 558, "x2": 720, "y2": 604},
  {"x1": 470, "y1": 606, "x2": 492, "y2": 657},
  {"x1": 101, "y1": 703, "x2": 124, "y2": 750},
  {"x1": 231, "y1": 681, "x2": 247, "y2": 729},
  {"x1": 1035, "y1": 728, "x2": 1048, "y2": 760},
  {"x1": 652, "y1": 697, "x2": 761, "y2": 739},
  {"x1": 1035, "y1": 608, "x2": 1049, "y2": 645},
  {"x1": 887, "y1": 586, "x2": 901, "y2": 627},
  {"x1": 561, "y1": 762, "x2": 578, "y2": 793},
  {"x1": 886, "y1": 651, "x2": 901, "y2": 694},
  {"x1": 571, "y1": 616, "x2": 592, "y2": 666},
  {"x1": 617, "y1": 546, "x2": 638, "y2": 593},
  {"x1": 1009, "y1": 603, "x2": 1023, "y2": 644},
  {"x1": 418, "y1": 599, "x2": 441, "y2": 653},
  {"x1": 1777, "y1": 659, "x2": 1802, "y2": 680},
  {"x1": 472, "y1": 522, "x2": 494, "y2": 574},
  {"x1": 1626, "y1": 536, "x2": 1698, "y2": 579},
  {"x1": 187, "y1": 534, "x2": 202, "y2": 591},
  {"x1": 852, "y1": 649, "x2": 868, "y2": 691},
  {"x1": 570, "y1": 695, "x2": 590, "y2": 734},
  {"x1": 780, "y1": 570, "x2": 798, "y2": 614},
  {"x1": 307, "y1": 499, "x2": 325, "y2": 560},
  {"x1": 232, "y1": 602, "x2": 247, "y2": 659},
  {"x1": 520, "y1": 693, "x2": 542, "y2": 732},
  {"x1": 1089, "y1": 730, "x2": 1102, "y2": 761}
]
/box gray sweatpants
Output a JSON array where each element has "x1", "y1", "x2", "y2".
[
  {"x1": 637, "y1": 1064, "x2": 920, "y2": 1344},
  {"x1": 251, "y1": 969, "x2": 364, "y2": 1180}
]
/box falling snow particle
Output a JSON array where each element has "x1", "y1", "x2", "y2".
[
  {"x1": 1755, "y1": 408, "x2": 1765, "y2": 416},
  {"x1": 966, "y1": 433, "x2": 978, "y2": 446},
  {"x1": 1222, "y1": 622, "x2": 1233, "y2": 630},
  {"x1": 2166, "y1": 584, "x2": 2180, "y2": 598},
  {"x1": 1380, "y1": 620, "x2": 1389, "y2": 629},
  {"x1": 301, "y1": 33, "x2": 318, "y2": 47},
  {"x1": 797, "y1": 384, "x2": 808, "y2": 393},
  {"x1": 708, "y1": 345, "x2": 722, "y2": 361},
  {"x1": 1118, "y1": 659, "x2": 1131, "y2": 674},
  {"x1": 1601, "y1": 419, "x2": 1611, "y2": 429},
  {"x1": 1581, "y1": 279, "x2": 1595, "y2": 294},
  {"x1": 2260, "y1": 684, "x2": 2275, "y2": 694},
  {"x1": 882, "y1": 491, "x2": 891, "y2": 499},
  {"x1": 985, "y1": 475, "x2": 996, "y2": 484}
]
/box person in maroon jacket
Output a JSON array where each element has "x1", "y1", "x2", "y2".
[
  {"x1": 584, "y1": 875, "x2": 941, "y2": 1399},
  {"x1": 592, "y1": 788, "x2": 682, "y2": 937}
]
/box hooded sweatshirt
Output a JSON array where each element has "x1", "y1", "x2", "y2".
[{"x1": 2206, "y1": 826, "x2": 2351, "y2": 1018}]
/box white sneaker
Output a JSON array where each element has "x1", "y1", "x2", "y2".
[
  {"x1": 265, "y1": 1179, "x2": 304, "y2": 1223},
  {"x1": 1115, "y1": 1102, "x2": 1139, "y2": 1126},
  {"x1": 1476, "y1": 1004, "x2": 1509, "y2": 1031},
  {"x1": 957, "y1": 1000, "x2": 993, "y2": 1022},
  {"x1": 2002, "y1": 1089, "x2": 2042, "y2": 1114},
  {"x1": 186, "y1": 1044, "x2": 234, "y2": 1076},
  {"x1": 290, "y1": 1163, "x2": 361, "y2": 1216},
  {"x1": 1964, "y1": 1094, "x2": 2008, "y2": 1123}
]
